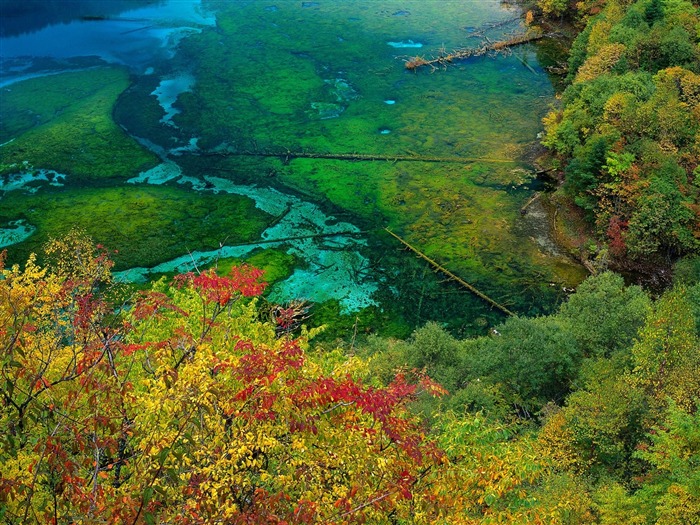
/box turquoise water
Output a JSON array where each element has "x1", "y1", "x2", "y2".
[{"x1": 0, "y1": 0, "x2": 586, "y2": 337}]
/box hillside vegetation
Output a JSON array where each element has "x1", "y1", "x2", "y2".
[
  {"x1": 539, "y1": 0, "x2": 700, "y2": 264},
  {"x1": 1, "y1": 231, "x2": 699, "y2": 523}
]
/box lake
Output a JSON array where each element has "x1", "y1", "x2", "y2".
[{"x1": 0, "y1": 0, "x2": 586, "y2": 337}]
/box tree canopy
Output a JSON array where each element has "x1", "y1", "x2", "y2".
[{"x1": 541, "y1": 0, "x2": 700, "y2": 262}]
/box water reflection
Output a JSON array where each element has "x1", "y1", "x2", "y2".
[
  {"x1": 0, "y1": 0, "x2": 214, "y2": 83},
  {"x1": 0, "y1": 0, "x2": 164, "y2": 37}
]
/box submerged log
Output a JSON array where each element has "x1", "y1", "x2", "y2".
[
  {"x1": 520, "y1": 192, "x2": 541, "y2": 215},
  {"x1": 404, "y1": 32, "x2": 554, "y2": 71},
  {"x1": 384, "y1": 228, "x2": 515, "y2": 316},
  {"x1": 203, "y1": 150, "x2": 516, "y2": 165},
  {"x1": 226, "y1": 230, "x2": 365, "y2": 248}
]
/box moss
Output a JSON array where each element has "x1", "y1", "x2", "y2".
[
  {"x1": 0, "y1": 67, "x2": 158, "y2": 181},
  {"x1": 157, "y1": 1, "x2": 588, "y2": 320},
  {"x1": 210, "y1": 249, "x2": 298, "y2": 284},
  {"x1": 0, "y1": 1, "x2": 592, "y2": 333},
  {"x1": 310, "y1": 300, "x2": 412, "y2": 343},
  {"x1": 0, "y1": 185, "x2": 271, "y2": 270}
]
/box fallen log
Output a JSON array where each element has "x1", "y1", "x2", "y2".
[
  {"x1": 202, "y1": 149, "x2": 516, "y2": 165},
  {"x1": 404, "y1": 32, "x2": 555, "y2": 71},
  {"x1": 384, "y1": 228, "x2": 515, "y2": 316},
  {"x1": 520, "y1": 192, "x2": 541, "y2": 215},
  {"x1": 226, "y1": 230, "x2": 366, "y2": 248}
]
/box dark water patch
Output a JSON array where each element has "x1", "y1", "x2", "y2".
[
  {"x1": 0, "y1": 0, "x2": 162, "y2": 38},
  {"x1": 0, "y1": 0, "x2": 214, "y2": 73}
]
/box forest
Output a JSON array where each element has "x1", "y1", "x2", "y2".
[
  {"x1": 540, "y1": 0, "x2": 700, "y2": 267},
  {"x1": 1, "y1": 0, "x2": 699, "y2": 523}
]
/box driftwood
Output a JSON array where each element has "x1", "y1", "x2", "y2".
[
  {"x1": 404, "y1": 32, "x2": 555, "y2": 71},
  {"x1": 384, "y1": 228, "x2": 515, "y2": 316},
  {"x1": 520, "y1": 192, "x2": 541, "y2": 215},
  {"x1": 202, "y1": 150, "x2": 516, "y2": 165}
]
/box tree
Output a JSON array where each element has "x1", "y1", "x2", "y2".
[
  {"x1": 546, "y1": 358, "x2": 649, "y2": 479},
  {"x1": 422, "y1": 412, "x2": 548, "y2": 523},
  {"x1": 0, "y1": 238, "x2": 124, "y2": 523},
  {"x1": 0, "y1": 244, "x2": 448, "y2": 524},
  {"x1": 631, "y1": 286, "x2": 700, "y2": 412},
  {"x1": 538, "y1": 0, "x2": 569, "y2": 18},
  {"x1": 633, "y1": 402, "x2": 700, "y2": 525},
  {"x1": 542, "y1": 0, "x2": 700, "y2": 262},
  {"x1": 645, "y1": 0, "x2": 664, "y2": 25},
  {"x1": 557, "y1": 272, "x2": 650, "y2": 359},
  {"x1": 465, "y1": 316, "x2": 581, "y2": 415}
]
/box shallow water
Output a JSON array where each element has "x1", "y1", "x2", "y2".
[{"x1": 0, "y1": 0, "x2": 586, "y2": 336}]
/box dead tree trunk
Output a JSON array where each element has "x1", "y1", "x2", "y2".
[{"x1": 404, "y1": 32, "x2": 554, "y2": 71}]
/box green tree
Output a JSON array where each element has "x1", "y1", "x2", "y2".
[
  {"x1": 645, "y1": 0, "x2": 664, "y2": 25},
  {"x1": 467, "y1": 316, "x2": 581, "y2": 415},
  {"x1": 558, "y1": 271, "x2": 650, "y2": 359},
  {"x1": 631, "y1": 286, "x2": 700, "y2": 412},
  {"x1": 552, "y1": 357, "x2": 649, "y2": 479},
  {"x1": 633, "y1": 402, "x2": 700, "y2": 525}
]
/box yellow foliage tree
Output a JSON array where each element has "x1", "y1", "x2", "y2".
[
  {"x1": 574, "y1": 43, "x2": 627, "y2": 83},
  {"x1": 1, "y1": 245, "x2": 452, "y2": 524}
]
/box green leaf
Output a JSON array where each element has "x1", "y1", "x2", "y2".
[{"x1": 143, "y1": 486, "x2": 154, "y2": 505}]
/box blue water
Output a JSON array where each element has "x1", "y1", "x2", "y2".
[
  {"x1": 0, "y1": 0, "x2": 586, "y2": 333},
  {"x1": 0, "y1": 0, "x2": 214, "y2": 83}
]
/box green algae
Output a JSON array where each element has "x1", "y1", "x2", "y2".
[
  {"x1": 125, "y1": 249, "x2": 299, "y2": 297},
  {"x1": 148, "y1": 0, "x2": 588, "y2": 320},
  {"x1": 0, "y1": 67, "x2": 157, "y2": 182},
  {"x1": 0, "y1": 185, "x2": 271, "y2": 270},
  {"x1": 210, "y1": 249, "x2": 298, "y2": 285},
  {"x1": 0, "y1": 0, "x2": 588, "y2": 335}
]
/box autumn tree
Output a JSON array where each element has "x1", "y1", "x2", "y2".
[
  {"x1": 542, "y1": 0, "x2": 700, "y2": 262},
  {"x1": 537, "y1": 0, "x2": 569, "y2": 18},
  {"x1": 0, "y1": 242, "x2": 449, "y2": 524}
]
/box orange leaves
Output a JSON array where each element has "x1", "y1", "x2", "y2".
[
  {"x1": 33, "y1": 376, "x2": 50, "y2": 391},
  {"x1": 418, "y1": 374, "x2": 449, "y2": 398}
]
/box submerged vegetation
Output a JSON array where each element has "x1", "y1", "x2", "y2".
[
  {"x1": 0, "y1": 185, "x2": 271, "y2": 270},
  {"x1": 1, "y1": 0, "x2": 589, "y2": 334},
  {"x1": 0, "y1": 67, "x2": 157, "y2": 182}
]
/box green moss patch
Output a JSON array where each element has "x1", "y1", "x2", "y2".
[
  {"x1": 0, "y1": 67, "x2": 157, "y2": 181},
  {"x1": 209, "y1": 249, "x2": 298, "y2": 284},
  {"x1": 0, "y1": 185, "x2": 271, "y2": 270}
]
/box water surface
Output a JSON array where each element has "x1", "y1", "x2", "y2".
[{"x1": 0, "y1": 0, "x2": 586, "y2": 336}]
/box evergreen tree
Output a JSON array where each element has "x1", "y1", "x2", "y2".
[{"x1": 645, "y1": 0, "x2": 664, "y2": 25}]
